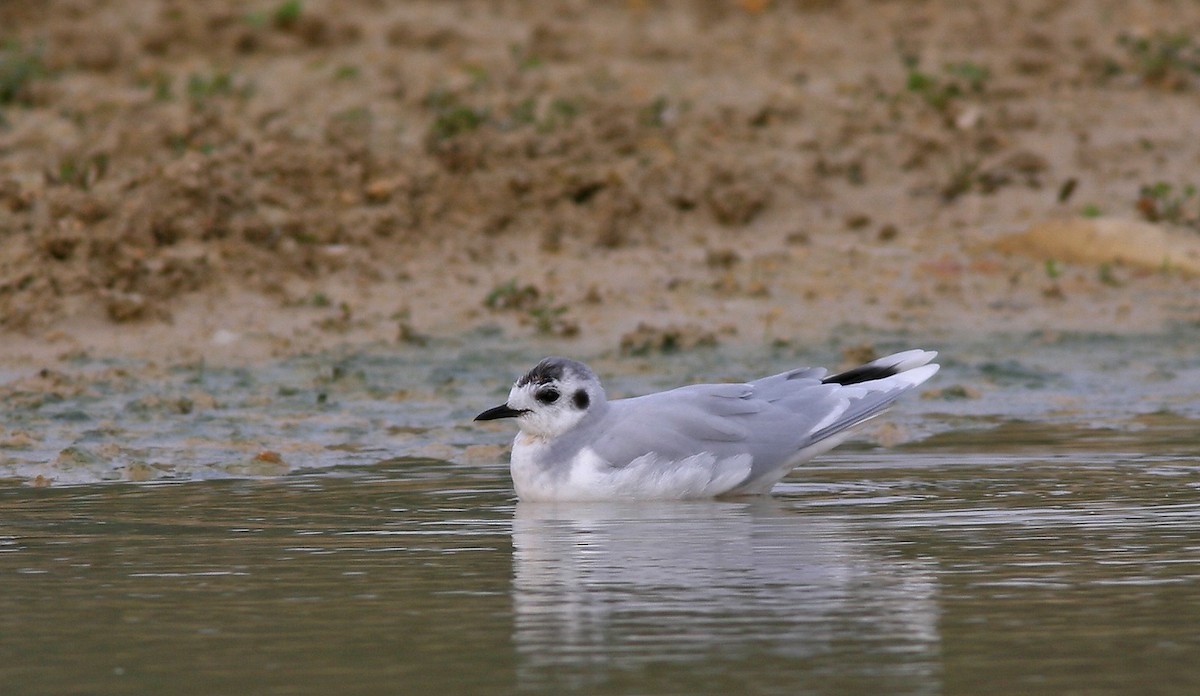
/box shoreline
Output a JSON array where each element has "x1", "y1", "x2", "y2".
[{"x1": 2, "y1": 2, "x2": 1198, "y2": 371}]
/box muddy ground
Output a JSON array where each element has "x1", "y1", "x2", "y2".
[{"x1": 1, "y1": 0, "x2": 1199, "y2": 368}]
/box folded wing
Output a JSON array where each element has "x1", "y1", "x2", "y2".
[{"x1": 586, "y1": 351, "x2": 939, "y2": 492}]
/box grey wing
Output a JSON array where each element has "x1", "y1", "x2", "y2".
[
  {"x1": 586, "y1": 383, "x2": 765, "y2": 467},
  {"x1": 585, "y1": 372, "x2": 840, "y2": 469},
  {"x1": 740, "y1": 361, "x2": 941, "y2": 484},
  {"x1": 585, "y1": 362, "x2": 938, "y2": 485}
]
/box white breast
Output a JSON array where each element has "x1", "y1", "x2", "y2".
[{"x1": 510, "y1": 436, "x2": 753, "y2": 501}]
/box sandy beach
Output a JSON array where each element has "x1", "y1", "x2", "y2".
[{"x1": 2, "y1": 0, "x2": 1198, "y2": 367}]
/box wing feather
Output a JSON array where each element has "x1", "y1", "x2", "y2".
[{"x1": 578, "y1": 357, "x2": 939, "y2": 490}]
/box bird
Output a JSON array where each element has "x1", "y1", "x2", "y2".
[{"x1": 475, "y1": 349, "x2": 939, "y2": 501}]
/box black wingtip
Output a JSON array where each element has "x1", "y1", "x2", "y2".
[{"x1": 821, "y1": 363, "x2": 899, "y2": 386}]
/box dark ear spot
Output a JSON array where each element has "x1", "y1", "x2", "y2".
[{"x1": 573, "y1": 389, "x2": 590, "y2": 409}]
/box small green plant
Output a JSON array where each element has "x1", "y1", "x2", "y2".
[
  {"x1": 242, "y1": 0, "x2": 303, "y2": 30},
  {"x1": 431, "y1": 104, "x2": 487, "y2": 139},
  {"x1": 187, "y1": 72, "x2": 232, "y2": 99},
  {"x1": 0, "y1": 40, "x2": 45, "y2": 107},
  {"x1": 333, "y1": 106, "x2": 370, "y2": 122},
  {"x1": 484, "y1": 280, "x2": 576, "y2": 336},
  {"x1": 529, "y1": 304, "x2": 571, "y2": 335},
  {"x1": 1116, "y1": 32, "x2": 1200, "y2": 89},
  {"x1": 510, "y1": 43, "x2": 544, "y2": 72},
  {"x1": 506, "y1": 96, "x2": 580, "y2": 132},
  {"x1": 241, "y1": 0, "x2": 301, "y2": 30},
  {"x1": 946, "y1": 61, "x2": 991, "y2": 93},
  {"x1": 1080, "y1": 204, "x2": 1103, "y2": 218},
  {"x1": 47, "y1": 153, "x2": 109, "y2": 190},
  {"x1": 167, "y1": 134, "x2": 189, "y2": 154},
  {"x1": 273, "y1": 0, "x2": 304, "y2": 28},
  {"x1": 639, "y1": 95, "x2": 670, "y2": 127},
  {"x1": 425, "y1": 89, "x2": 488, "y2": 140},
  {"x1": 902, "y1": 55, "x2": 991, "y2": 112},
  {"x1": 1044, "y1": 258, "x2": 1061, "y2": 280},
  {"x1": 291, "y1": 229, "x2": 319, "y2": 244},
  {"x1": 484, "y1": 279, "x2": 540, "y2": 311},
  {"x1": 1136, "y1": 181, "x2": 1199, "y2": 229},
  {"x1": 185, "y1": 71, "x2": 252, "y2": 109},
  {"x1": 1098, "y1": 263, "x2": 1121, "y2": 287},
  {"x1": 462, "y1": 63, "x2": 490, "y2": 88},
  {"x1": 150, "y1": 71, "x2": 174, "y2": 101},
  {"x1": 541, "y1": 97, "x2": 579, "y2": 131},
  {"x1": 509, "y1": 98, "x2": 537, "y2": 127},
  {"x1": 940, "y1": 158, "x2": 981, "y2": 202},
  {"x1": 243, "y1": 11, "x2": 268, "y2": 28}
]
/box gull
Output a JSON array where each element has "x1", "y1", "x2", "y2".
[{"x1": 475, "y1": 349, "x2": 938, "y2": 501}]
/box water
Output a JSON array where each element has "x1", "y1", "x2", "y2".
[{"x1": 2, "y1": 329, "x2": 1199, "y2": 694}]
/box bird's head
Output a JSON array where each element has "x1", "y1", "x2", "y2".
[{"x1": 475, "y1": 357, "x2": 606, "y2": 439}]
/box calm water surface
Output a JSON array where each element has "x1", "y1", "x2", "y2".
[{"x1": 1, "y1": 331, "x2": 1199, "y2": 694}]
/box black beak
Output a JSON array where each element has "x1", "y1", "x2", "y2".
[{"x1": 474, "y1": 404, "x2": 527, "y2": 421}]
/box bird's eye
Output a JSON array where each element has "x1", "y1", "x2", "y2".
[{"x1": 536, "y1": 388, "x2": 560, "y2": 404}]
